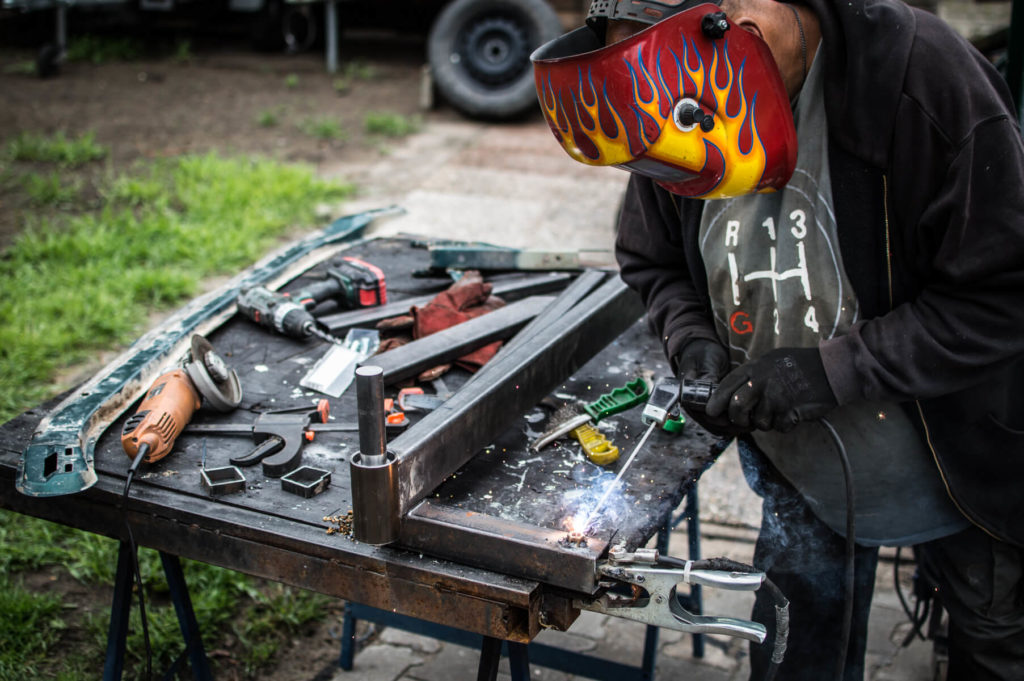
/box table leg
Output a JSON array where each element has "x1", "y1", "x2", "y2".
[
  {"x1": 477, "y1": 636, "x2": 503, "y2": 681},
  {"x1": 102, "y1": 542, "x2": 135, "y2": 681},
  {"x1": 160, "y1": 552, "x2": 213, "y2": 681}
]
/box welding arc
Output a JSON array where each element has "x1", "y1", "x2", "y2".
[{"x1": 583, "y1": 421, "x2": 658, "y2": 532}]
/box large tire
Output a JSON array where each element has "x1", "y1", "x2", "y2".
[{"x1": 428, "y1": 0, "x2": 561, "y2": 120}]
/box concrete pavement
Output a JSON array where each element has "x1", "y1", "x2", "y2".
[{"x1": 319, "y1": 111, "x2": 937, "y2": 681}]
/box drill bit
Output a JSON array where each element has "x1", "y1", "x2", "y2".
[{"x1": 307, "y1": 324, "x2": 344, "y2": 345}]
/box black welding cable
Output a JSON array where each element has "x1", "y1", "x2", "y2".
[
  {"x1": 894, "y1": 546, "x2": 929, "y2": 645},
  {"x1": 122, "y1": 444, "x2": 154, "y2": 681},
  {"x1": 819, "y1": 416, "x2": 855, "y2": 681}
]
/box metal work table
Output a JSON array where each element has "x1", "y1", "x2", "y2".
[{"x1": 0, "y1": 235, "x2": 721, "y2": 673}]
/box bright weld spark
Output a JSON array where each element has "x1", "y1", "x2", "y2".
[{"x1": 578, "y1": 421, "x2": 657, "y2": 533}]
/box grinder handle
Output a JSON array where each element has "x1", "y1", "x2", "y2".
[{"x1": 121, "y1": 369, "x2": 201, "y2": 464}]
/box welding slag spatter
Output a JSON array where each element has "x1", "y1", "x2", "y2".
[{"x1": 581, "y1": 377, "x2": 684, "y2": 530}]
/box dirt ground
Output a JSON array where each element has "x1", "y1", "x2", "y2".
[
  {"x1": 0, "y1": 21, "x2": 464, "y2": 249},
  {"x1": 0, "y1": 21, "x2": 465, "y2": 681}
]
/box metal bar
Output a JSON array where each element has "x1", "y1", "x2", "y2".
[
  {"x1": 318, "y1": 272, "x2": 572, "y2": 334},
  {"x1": 400, "y1": 501, "x2": 608, "y2": 594},
  {"x1": 366, "y1": 295, "x2": 553, "y2": 385},
  {"x1": 384, "y1": 276, "x2": 643, "y2": 521},
  {"x1": 18, "y1": 207, "x2": 390, "y2": 498},
  {"x1": 429, "y1": 246, "x2": 616, "y2": 271},
  {"x1": 159, "y1": 552, "x2": 213, "y2": 681},
  {"x1": 355, "y1": 366, "x2": 387, "y2": 465},
  {"x1": 464, "y1": 270, "x2": 607, "y2": 385},
  {"x1": 325, "y1": 0, "x2": 338, "y2": 74},
  {"x1": 102, "y1": 541, "x2": 134, "y2": 681}
]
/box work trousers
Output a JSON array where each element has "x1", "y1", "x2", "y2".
[{"x1": 736, "y1": 440, "x2": 1024, "y2": 681}]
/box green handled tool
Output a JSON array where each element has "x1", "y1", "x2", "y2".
[{"x1": 531, "y1": 377, "x2": 650, "y2": 451}]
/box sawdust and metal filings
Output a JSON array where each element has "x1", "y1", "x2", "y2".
[{"x1": 324, "y1": 510, "x2": 355, "y2": 538}]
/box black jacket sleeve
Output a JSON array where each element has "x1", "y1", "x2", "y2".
[
  {"x1": 821, "y1": 115, "x2": 1024, "y2": 404},
  {"x1": 614, "y1": 175, "x2": 720, "y2": 368}
]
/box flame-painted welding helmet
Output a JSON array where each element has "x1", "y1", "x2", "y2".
[{"x1": 530, "y1": 0, "x2": 796, "y2": 198}]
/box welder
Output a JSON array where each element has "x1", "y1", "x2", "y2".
[{"x1": 532, "y1": 0, "x2": 1024, "y2": 679}]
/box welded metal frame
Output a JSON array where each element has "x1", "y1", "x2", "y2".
[
  {"x1": 350, "y1": 275, "x2": 644, "y2": 593},
  {"x1": 366, "y1": 294, "x2": 553, "y2": 385}
]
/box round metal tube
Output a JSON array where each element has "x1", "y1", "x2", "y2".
[{"x1": 356, "y1": 366, "x2": 387, "y2": 465}]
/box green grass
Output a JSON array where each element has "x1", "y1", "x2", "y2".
[
  {"x1": 21, "y1": 171, "x2": 80, "y2": 207},
  {"x1": 0, "y1": 147, "x2": 354, "y2": 678},
  {"x1": 0, "y1": 575, "x2": 67, "y2": 680},
  {"x1": 343, "y1": 59, "x2": 376, "y2": 81},
  {"x1": 65, "y1": 34, "x2": 143, "y2": 64},
  {"x1": 256, "y1": 108, "x2": 281, "y2": 128},
  {"x1": 284, "y1": 73, "x2": 299, "y2": 88},
  {"x1": 5, "y1": 131, "x2": 108, "y2": 166},
  {"x1": 298, "y1": 116, "x2": 346, "y2": 141},
  {"x1": 364, "y1": 111, "x2": 422, "y2": 138},
  {"x1": 0, "y1": 512, "x2": 330, "y2": 679},
  {"x1": 0, "y1": 151, "x2": 353, "y2": 422}
]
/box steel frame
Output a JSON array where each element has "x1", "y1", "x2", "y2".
[{"x1": 350, "y1": 275, "x2": 644, "y2": 593}]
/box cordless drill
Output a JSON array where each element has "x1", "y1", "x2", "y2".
[{"x1": 236, "y1": 256, "x2": 386, "y2": 343}]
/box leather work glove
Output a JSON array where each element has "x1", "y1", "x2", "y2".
[
  {"x1": 705, "y1": 347, "x2": 838, "y2": 433},
  {"x1": 674, "y1": 339, "x2": 745, "y2": 438}
]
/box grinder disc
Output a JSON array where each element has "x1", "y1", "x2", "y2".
[{"x1": 185, "y1": 334, "x2": 243, "y2": 412}]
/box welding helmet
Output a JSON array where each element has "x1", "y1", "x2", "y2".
[{"x1": 530, "y1": 0, "x2": 796, "y2": 199}]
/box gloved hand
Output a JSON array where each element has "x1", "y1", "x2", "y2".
[
  {"x1": 705, "y1": 347, "x2": 838, "y2": 433},
  {"x1": 674, "y1": 339, "x2": 744, "y2": 437}
]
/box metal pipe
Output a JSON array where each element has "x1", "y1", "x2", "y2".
[{"x1": 355, "y1": 366, "x2": 387, "y2": 465}]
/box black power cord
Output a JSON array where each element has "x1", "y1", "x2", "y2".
[
  {"x1": 121, "y1": 443, "x2": 155, "y2": 681},
  {"x1": 819, "y1": 417, "x2": 856, "y2": 681}
]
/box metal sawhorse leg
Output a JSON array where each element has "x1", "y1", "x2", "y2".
[
  {"x1": 102, "y1": 541, "x2": 213, "y2": 681},
  {"x1": 339, "y1": 485, "x2": 703, "y2": 681}
]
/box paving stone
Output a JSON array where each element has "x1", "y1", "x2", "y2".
[
  {"x1": 663, "y1": 634, "x2": 740, "y2": 671},
  {"x1": 328, "y1": 644, "x2": 423, "y2": 681},
  {"x1": 379, "y1": 627, "x2": 444, "y2": 654},
  {"x1": 402, "y1": 641, "x2": 482, "y2": 681},
  {"x1": 534, "y1": 627, "x2": 598, "y2": 653},
  {"x1": 565, "y1": 610, "x2": 608, "y2": 640},
  {"x1": 867, "y1": 603, "x2": 908, "y2": 656}
]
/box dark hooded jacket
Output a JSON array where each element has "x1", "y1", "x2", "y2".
[{"x1": 615, "y1": 0, "x2": 1024, "y2": 545}]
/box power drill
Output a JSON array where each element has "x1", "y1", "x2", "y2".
[{"x1": 236, "y1": 256, "x2": 386, "y2": 344}]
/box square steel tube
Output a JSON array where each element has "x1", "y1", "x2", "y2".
[{"x1": 401, "y1": 501, "x2": 608, "y2": 594}]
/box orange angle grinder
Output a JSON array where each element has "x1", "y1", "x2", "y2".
[{"x1": 121, "y1": 335, "x2": 242, "y2": 466}]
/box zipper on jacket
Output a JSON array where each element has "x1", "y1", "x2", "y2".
[
  {"x1": 914, "y1": 401, "x2": 1004, "y2": 542},
  {"x1": 883, "y1": 175, "x2": 894, "y2": 310}
]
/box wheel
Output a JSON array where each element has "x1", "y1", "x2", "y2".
[
  {"x1": 282, "y1": 4, "x2": 318, "y2": 54},
  {"x1": 428, "y1": 0, "x2": 562, "y2": 120},
  {"x1": 36, "y1": 42, "x2": 62, "y2": 79}
]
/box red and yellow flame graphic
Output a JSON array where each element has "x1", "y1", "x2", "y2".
[{"x1": 533, "y1": 7, "x2": 796, "y2": 199}]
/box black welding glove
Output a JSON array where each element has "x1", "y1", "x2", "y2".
[
  {"x1": 674, "y1": 339, "x2": 745, "y2": 438},
  {"x1": 705, "y1": 347, "x2": 838, "y2": 433}
]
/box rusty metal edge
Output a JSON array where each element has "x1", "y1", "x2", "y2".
[{"x1": 401, "y1": 500, "x2": 608, "y2": 595}]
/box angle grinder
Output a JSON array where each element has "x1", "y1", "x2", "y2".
[{"x1": 120, "y1": 334, "x2": 242, "y2": 465}]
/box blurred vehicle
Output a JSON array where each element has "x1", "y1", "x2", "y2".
[{"x1": 1, "y1": 0, "x2": 568, "y2": 120}]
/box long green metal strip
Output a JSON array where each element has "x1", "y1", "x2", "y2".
[{"x1": 17, "y1": 207, "x2": 396, "y2": 498}]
